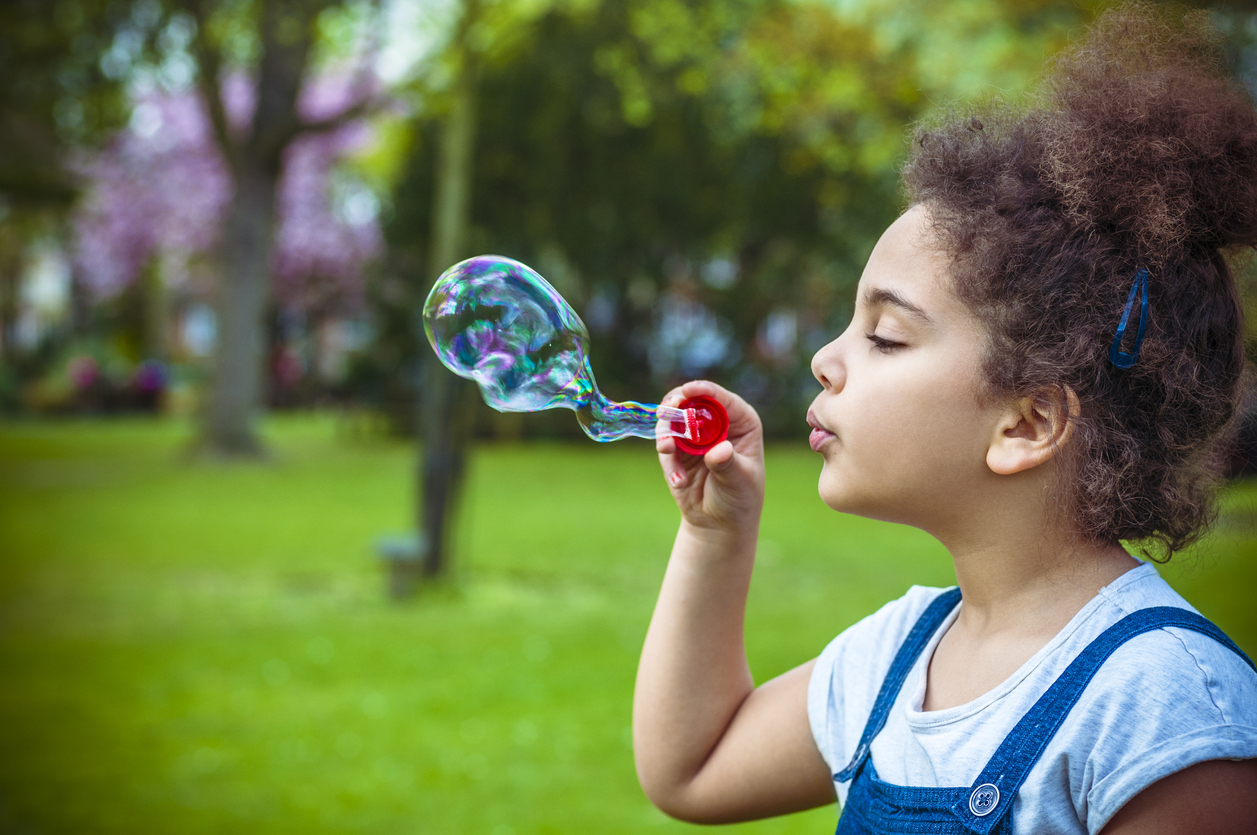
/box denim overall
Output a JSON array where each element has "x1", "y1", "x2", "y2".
[{"x1": 833, "y1": 587, "x2": 1257, "y2": 835}]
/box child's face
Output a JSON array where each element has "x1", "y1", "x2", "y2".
[{"x1": 808, "y1": 205, "x2": 1006, "y2": 531}]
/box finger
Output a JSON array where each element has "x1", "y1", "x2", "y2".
[
  {"x1": 679, "y1": 381, "x2": 761, "y2": 438},
  {"x1": 659, "y1": 453, "x2": 688, "y2": 488},
  {"x1": 680, "y1": 379, "x2": 718, "y2": 398},
  {"x1": 703, "y1": 440, "x2": 736, "y2": 472},
  {"x1": 658, "y1": 440, "x2": 691, "y2": 484}
]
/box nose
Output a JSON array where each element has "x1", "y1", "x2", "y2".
[{"x1": 811, "y1": 336, "x2": 845, "y2": 392}]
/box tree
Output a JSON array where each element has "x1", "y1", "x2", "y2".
[
  {"x1": 0, "y1": 0, "x2": 143, "y2": 359},
  {"x1": 370, "y1": 0, "x2": 1102, "y2": 583},
  {"x1": 416, "y1": 0, "x2": 483, "y2": 580},
  {"x1": 71, "y1": 77, "x2": 381, "y2": 328},
  {"x1": 182, "y1": 0, "x2": 382, "y2": 455}
]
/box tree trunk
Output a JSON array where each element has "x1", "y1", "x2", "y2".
[
  {"x1": 418, "y1": 0, "x2": 481, "y2": 579},
  {"x1": 202, "y1": 166, "x2": 276, "y2": 455},
  {"x1": 188, "y1": 0, "x2": 325, "y2": 457},
  {"x1": 419, "y1": 356, "x2": 478, "y2": 578},
  {"x1": 141, "y1": 254, "x2": 168, "y2": 362},
  {"x1": 0, "y1": 266, "x2": 16, "y2": 360},
  {"x1": 0, "y1": 223, "x2": 20, "y2": 359}
]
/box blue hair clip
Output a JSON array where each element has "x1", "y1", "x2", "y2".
[{"x1": 1109, "y1": 267, "x2": 1149, "y2": 369}]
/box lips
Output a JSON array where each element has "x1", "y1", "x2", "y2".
[{"x1": 807, "y1": 409, "x2": 837, "y2": 452}]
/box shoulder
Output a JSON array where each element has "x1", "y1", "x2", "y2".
[
  {"x1": 808, "y1": 585, "x2": 956, "y2": 773},
  {"x1": 1090, "y1": 564, "x2": 1256, "y2": 726},
  {"x1": 1098, "y1": 757, "x2": 1257, "y2": 835},
  {"x1": 1065, "y1": 567, "x2": 1257, "y2": 832}
]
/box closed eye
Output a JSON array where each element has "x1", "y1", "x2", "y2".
[{"x1": 866, "y1": 333, "x2": 901, "y2": 353}]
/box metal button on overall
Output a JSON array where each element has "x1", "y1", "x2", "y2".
[{"x1": 968, "y1": 784, "x2": 999, "y2": 817}]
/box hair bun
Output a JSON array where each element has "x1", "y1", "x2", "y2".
[{"x1": 1040, "y1": 2, "x2": 1257, "y2": 264}]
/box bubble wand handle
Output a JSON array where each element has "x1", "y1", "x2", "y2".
[
  {"x1": 577, "y1": 396, "x2": 726, "y2": 451},
  {"x1": 422, "y1": 255, "x2": 728, "y2": 453},
  {"x1": 574, "y1": 393, "x2": 681, "y2": 442}
]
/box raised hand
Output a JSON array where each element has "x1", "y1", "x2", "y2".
[{"x1": 656, "y1": 380, "x2": 765, "y2": 535}]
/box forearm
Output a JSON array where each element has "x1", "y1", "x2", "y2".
[{"x1": 633, "y1": 518, "x2": 759, "y2": 811}]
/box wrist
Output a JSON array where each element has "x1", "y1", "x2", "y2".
[{"x1": 678, "y1": 517, "x2": 759, "y2": 558}]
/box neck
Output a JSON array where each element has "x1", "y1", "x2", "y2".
[
  {"x1": 953, "y1": 538, "x2": 1137, "y2": 635},
  {"x1": 928, "y1": 479, "x2": 1141, "y2": 635}
]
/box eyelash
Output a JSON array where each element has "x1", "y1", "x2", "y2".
[{"x1": 866, "y1": 333, "x2": 901, "y2": 353}]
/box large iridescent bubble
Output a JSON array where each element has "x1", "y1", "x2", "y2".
[{"x1": 422, "y1": 255, "x2": 727, "y2": 451}]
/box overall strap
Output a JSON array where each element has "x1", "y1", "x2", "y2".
[
  {"x1": 948, "y1": 606, "x2": 1257, "y2": 834},
  {"x1": 835, "y1": 587, "x2": 963, "y2": 782}
]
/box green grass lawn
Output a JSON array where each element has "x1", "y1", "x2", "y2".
[{"x1": 1, "y1": 414, "x2": 1255, "y2": 834}]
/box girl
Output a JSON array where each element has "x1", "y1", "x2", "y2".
[{"x1": 633, "y1": 5, "x2": 1257, "y2": 833}]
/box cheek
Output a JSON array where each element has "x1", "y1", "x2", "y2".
[
  {"x1": 814, "y1": 377, "x2": 925, "y2": 500},
  {"x1": 820, "y1": 362, "x2": 986, "y2": 495},
  {"x1": 850, "y1": 363, "x2": 945, "y2": 446}
]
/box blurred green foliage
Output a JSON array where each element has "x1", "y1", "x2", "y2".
[
  {"x1": 360, "y1": 0, "x2": 1099, "y2": 438},
  {"x1": 1, "y1": 0, "x2": 162, "y2": 388},
  {"x1": 0, "y1": 0, "x2": 151, "y2": 208},
  {"x1": 1, "y1": 415, "x2": 1255, "y2": 832}
]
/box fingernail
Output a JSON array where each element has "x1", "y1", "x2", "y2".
[{"x1": 670, "y1": 472, "x2": 682, "y2": 486}]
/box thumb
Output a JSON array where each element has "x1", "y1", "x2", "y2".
[{"x1": 703, "y1": 440, "x2": 736, "y2": 473}]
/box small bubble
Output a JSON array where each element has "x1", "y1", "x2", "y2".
[
  {"x1": 465, "y1": 752, "x2": 489, "y2": 780},
  {"x1": 189, "y1": 746, "x2": 223, "y2": 773},
  {"x1": 262, "y1": 658, "x2": 290, "y2": 686},
  {"x1": 460, "y1": 717, "x2": 487, "y2": 744},
  {"x1": 373, "y1": 756, "x2": 398, "y2": 778},
  {"x1": 616, "y1": 629, "x2": 641, "y2": 655},
  {"x1": 512, "y1": 719, "x2": 539, "y2": 746},
  {"x1": 523, "y1": 635, "x2": 550, "y2": 664},
  {"x1": 336, "y1": 732, "x2": 363, "y2": 758},
  {"x1": 757, "y1": 539, "x2": 784, "y2": 566},
  {"x1": 307, "y1": 637, "x2": 335, "y2": 663},
  {"x1": 361, "y1": 691, "x2": 388, "y2": 718},
  {"x1": 230, "y1": 688, "x2": 256, "y2": 714}
]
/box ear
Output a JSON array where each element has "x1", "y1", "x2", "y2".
[{"x1": 986, "y1": 386, "x2": 1080, "y2": 476}]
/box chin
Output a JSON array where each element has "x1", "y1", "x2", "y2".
[
  {"x1": 817, "y1": 471, "x2": 856, "y2": 513},
  {"x1": 817, "y1": 471, "x2": 912, "y2": 525}
]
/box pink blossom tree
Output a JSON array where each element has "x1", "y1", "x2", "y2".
[
  {"x1": 72, "y1": 69, "x2": 382, "y2": 412},
  {"x1": 184, "y1": 0, "x2": 383, "y2": 456}
]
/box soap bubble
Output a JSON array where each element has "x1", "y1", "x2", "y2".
[{"x1": 423, "y1": 255, "x2": 727, "y2": 451}]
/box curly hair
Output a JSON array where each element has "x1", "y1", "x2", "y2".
[{"x1": 902, "y1": 2, "x2": 1257, "y2": 561}]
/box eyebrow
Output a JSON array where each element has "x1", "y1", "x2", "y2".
[{"x1": 861, "y1": 286, "x2": 933, "y2": 325}]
